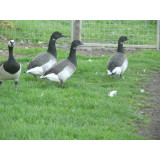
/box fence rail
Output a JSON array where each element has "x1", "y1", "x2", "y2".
[
  {"x1": 157, "y1": 20, "x2": 160, "y2": 50},
  {"x1": 0, "y1": 20, "x2": 159, "y2": 50}
]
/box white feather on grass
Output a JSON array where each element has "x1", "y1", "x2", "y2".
[
  {"x1": 88, "y1": 59, "x2": 92, "y2": 62},
  {"x1": 108, "y1": 91, "x2": 117, "y2": 97}
]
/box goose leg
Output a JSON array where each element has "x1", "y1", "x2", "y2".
[
  {"x1": 111, "y1": 72, "x2": 116, "y2": 79},
  {"x1": 61, "y1": 82, "x2": 65, "y2": 89},
  {"x1": 33, "y1": 75, "x2": 37, "y2": 81},
  {"x1": 15, "y1": 80, "x2": 18, "y2": 93},
  {"x1": 111, "y1": 74, "x2": 116, "y2": 79}
]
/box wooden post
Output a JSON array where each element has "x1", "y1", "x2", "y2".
[
  {"x1": 71, "y1": 20, "x2": 82, "y2": 42},
  {"x1": 74, "y1": 20, "x2": 81, "y2": 41},
  {"x1": 71, "y1": 20, "x2": 75, "y2": 42},
  {"x1": 157, "y1": 20, "x2": 160, "y2": 50}
]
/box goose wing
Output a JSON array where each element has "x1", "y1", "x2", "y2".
[
  {"x1": 107, "y1": 53, "x2": 126, "y2": 72},
  {"x1": 43, "y1": 59, "x2": 71, "y2": 76},
  {"x1": 27, "y1": 52, "x2": 53, "y2": 70}
]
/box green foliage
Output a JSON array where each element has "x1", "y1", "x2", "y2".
[{"x1": 0, "y1": 45, "x2": 159, "y2": 139}]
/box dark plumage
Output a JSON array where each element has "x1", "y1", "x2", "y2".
[
  {"x1": 107, "y1": 36, "x2": 129, "y2": 77},
  {"x1": 41, "y1": 40, "x2": 83, "y2": 88},
  {"x1": 0, "y1": 40, "x2": 21, "y2": 92},
  {"x1": 25, "y1": 31, "x2": 66, "y2": 81}
]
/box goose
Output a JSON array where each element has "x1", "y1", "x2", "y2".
[
  {"x1": 107, "y1": 36, "x2": 129, "y2": 77},
  {"x1": 0, "y1": 40, "x2": 21, "y2": 92},
  {"x1": 40, "y1": 40, "x2": 83, "y2": 88},
  {"x1": 24, "y1": 31, "x2": 66, "y2": 81}
]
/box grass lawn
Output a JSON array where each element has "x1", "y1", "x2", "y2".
[
  {"x1": 82, "y1": 20, "x2": 157, "y2": 45},
  {"x1": 0, "y1": 45, "x2": 160, "y2": 139},
  {"x1": 0, "y1": 20, "x2": 157, "y2": 45}
]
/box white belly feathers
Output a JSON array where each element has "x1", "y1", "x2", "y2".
[
  {"x1": 26, "y1": 58, "x2": 56, "y2": 76},
  {"x1": 42, "y1": 64, "x2": 76, "y2": 83},
  {"x1": 58, "y1": 65, "x2": 76, "y2": 83},
  {"x1": 121, "y1": 58, "x2": 128, "y2": 74},
  {"x1": 0, "y1": 64, "x2": 21, "y2": 81},
  {"x1": 107, "y1": 59, "x2": 128, "y2": 76}
]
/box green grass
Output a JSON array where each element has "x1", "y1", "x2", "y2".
[
  {"x1": 0, "y1": 20, "x2": 157, "y2": 45},
  {"x1": 82, "y1": 20, "x2": 157, "y2": 45},
  {"x1": 0, "y1": 45, "x2": 160, "y2": 139},
  {"x1": 0, "y1": 20, "x2": 71, "y2": 45}
]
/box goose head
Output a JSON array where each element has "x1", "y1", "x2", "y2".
[
  {"x1": 8, "y1": 40, "x2": 15, "y2": 47},
  {"x1": 51, "y1": 31, "x2": 66, "y2": 40},
  {"x1": 71, "y1": 40, "x2": 83, "y2": 48},
  {"x1": 118, "y1": 36, "x2": 129, "y2": 44}
]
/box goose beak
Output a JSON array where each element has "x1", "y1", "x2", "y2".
[
  {"x1": 61, "y1": 35, "x2": 67, "y2": 37},
  {"x1": 80, "y1": 42, "x2": 84, "y2": 45},
  {"x1": 11, "y1": 42, "x2": 15, "y2": 47}
]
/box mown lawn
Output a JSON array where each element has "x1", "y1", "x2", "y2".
[
  {"x1": 0, "y1": 46, "x2": 160, "y2": 139},
  {"x1": 0, "y1": 20, "x2": 157, "y2": 45}
]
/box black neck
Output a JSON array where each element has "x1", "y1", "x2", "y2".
[
  {"x1": 47, "y1": 37, "x2": 57, "y2": 57},
  {"x1": 4, "y1": 46, "x2": 20, "y2": 74},
  {"x1": 68, "y1": 45, "x2": 77, "y2": 66},
  {"x1": 117, "y1": 41, "x2": 124, "y2": 53},
  {"x1": 8, "y1": 47, "x2": 15, "y2": 61}
]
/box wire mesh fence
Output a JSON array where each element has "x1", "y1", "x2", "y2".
[
  {"x1": 81, "y1": 20, "x2": 158, "y2": 48},
  {"x1": 0, "y1": 20, "x2": 71, "y2": 47},
  {"x1": 0, "y1": 20, "x2": 159, "y2": 49}
]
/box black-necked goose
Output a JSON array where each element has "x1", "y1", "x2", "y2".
[
  {"x1": 107, "y1": 36, "x2": 129, "y2": 77},
  {"x1": 40, "y1": 40, "x2": 83, "y2": 88},
  {"x1": 0, "y1": 40, "x2": 21, "y2": 92},
  {"x1": 24, "y1": 31, "x2": 66, "y2": 81}
]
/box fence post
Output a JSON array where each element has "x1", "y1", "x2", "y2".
[
  {"x1": 74, "y1": 20, "x2": 81, "y2": 41},
  {"x1": 71, "y1": 20, "x2": 75, "y2": 42},
  {"x1": 71, "y1": 20, "x2": 82, "y2": 42},
  {"x1": 157, "y1": 20, "x2": 160, "y2": 50}
]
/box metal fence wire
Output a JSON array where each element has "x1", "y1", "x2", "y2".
[
  {"x1": 81, "y1": 20, "x2": 157, "y2": 46},
  {"x1": 0, "y1": 20, "x2": 71, "y2": 47},
  {"x1": 0, "y1": 20, "x2": 159, "y2": 49}
]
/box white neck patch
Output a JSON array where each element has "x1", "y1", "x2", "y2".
[
  {"x1": 8, "y1": 40, "x2": 14, "y2": 46},
  {"x1": 120, "y1": 42, "x2": 123, "y2": 44},
  {"x1": 73, "y1": 47, "x2": 76, "y2": 49},
  {"x1": 52, "y1": 38, "x2": 55, "y2": 41}
]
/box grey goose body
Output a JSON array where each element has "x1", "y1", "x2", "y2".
[
  {"x1": 25, "y1": 51, "x2": 57, "y2": 77},
  {"x1": 41, "y1": 40, "x2": 83, "y2": 88},
  {"x1": 107, "y1": 36, "x2": 129, "y2": 77},
  {"x1": 25, "y1": 31, "x2": 66, "y2": 80},
  {"x1": 0, "y1": 40, "x2": 21, "y2": 92},
  {"x1": 26, "y1": 51, "x2": 56, "y2": 70}
]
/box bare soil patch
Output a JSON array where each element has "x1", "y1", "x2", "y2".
[
  {"x1": 137, "y1": 71, "x2": 160, "y2": 140},
  {"x1": 76, "y1": 47, "x2": 147, "y2": 56}
]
